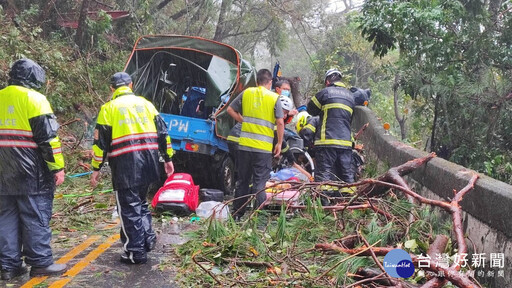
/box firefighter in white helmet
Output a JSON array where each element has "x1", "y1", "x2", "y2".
[{"x1": 307, "y1": 69, "x2": 355, "y2": 184}]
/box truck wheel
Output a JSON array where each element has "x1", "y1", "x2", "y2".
[{"x1": 217, "y1": 156, "x2": 235, "y2": 196}]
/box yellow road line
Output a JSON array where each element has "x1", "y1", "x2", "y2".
[
  {"x1": 56, "y1": 236, "x2": 102, "y2": 264},
  {"x1": 48, "y1": 233, "x2": 120, "y2": 288},
  {"x1": 20, "y1": 235, "x2": 101, "y2": 288}
]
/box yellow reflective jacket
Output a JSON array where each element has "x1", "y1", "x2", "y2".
[
  {"x1": 239, "y1": 86, "x2": 279, "y2": 152},
  {"x1": 92, "y1": 86, "x2": 173, "y2": 190},
  {"x1": 298, "y1": 116, "x2": 319, "y2": 149},
  {"x1": 227, "y1": 122, "x2": 291, "y2": 156},
  {"x1": 0, "y1": 85, "x2": 64, "y2": 195}
]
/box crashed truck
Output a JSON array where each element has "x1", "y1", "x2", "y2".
[{"x1": 124, "y1": 35, "x2": 257, "y2": 195}]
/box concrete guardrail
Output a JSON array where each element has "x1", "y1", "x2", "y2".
[{"x1": 352, "y1": 106, "x2": 512, "y2": 287}]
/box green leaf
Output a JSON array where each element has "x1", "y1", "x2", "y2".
[{"x1": 405, "y1": 239, "x2": 419, "y2": 252}]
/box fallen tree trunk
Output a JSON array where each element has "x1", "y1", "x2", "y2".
[
  {"x1": 187, "y1": 152, "x2": 480, "y2": 287},
  {"x1": 358, "y1": 153, "x2": 436, "y2": 197},
  {"x1": 315, "y1": 171, "x2": 479, "y2": 287}
]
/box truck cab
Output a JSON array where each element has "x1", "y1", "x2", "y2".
[{"x1": 124, "y1": 35, "x2": 257, "y2": 194}]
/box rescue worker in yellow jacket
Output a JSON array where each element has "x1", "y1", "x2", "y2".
[
  {"x1": 0, "y1": 59, "x2": 67, "y2": 280},
  {"x1": 227, "y1": 69, "x2": 284, "y2": 219},
  {"x1": 227, "y1": 96, "x2": 312, "y2": 182},
  {"x1": 307, "y1": 69, "x2": 355, "y2": 184},
  {"x1": 295, "y1": 111, "x2": 319, "y2": 153},
  {"x1": 90, "y1": 72, "x2": 174, "y2": 264}
]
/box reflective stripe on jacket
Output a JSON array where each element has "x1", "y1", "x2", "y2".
[
  {"x1": 239, "y1": 86, "x2": 279, "y2": 152},
  {"x1": 92, "y1": 86, "x2": 174, "y2": 190},
  {"x1": 299, "y1": 116, "x2": 319, "y2": 149},
  {"x1": 0, "y1": 85, "x2": 64, "y2": 195},
  {"x1": 307, "y1": 82, "x2": 354, "y2": 149},
  {"x1": 228, "y1": 122, "x2": 290, "y2": 153},
  {"x1": 227, "y1": 122, "x2": 242, "y2": 143}
]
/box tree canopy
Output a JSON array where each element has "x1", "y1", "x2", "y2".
[
  {"x1": 0, "y1": 0, "x2": 511, "y2": 183},
  {"x1": 358, "y1": 0, "x2": 512, "y2": 183}
]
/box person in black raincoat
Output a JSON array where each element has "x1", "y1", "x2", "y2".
[
  {"x1": 0, "y1": 59, "x2": 67, "y2": 280},
  {"x1": 307, "y1": 69, "x2": 355, "y2": 184},
  {"x1": 90, "y1": 72, "x2": 175, "y2": 264}
]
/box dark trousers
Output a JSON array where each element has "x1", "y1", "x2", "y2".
[
  {"x1": 233, "y1": 150, "x2": 272, "y2": 217},
  {"x1": 315, "y1": 147, "x2": 354, "y2": 183},
  {"x1": 0, "y1": 193, "x2": 54, "y2": 271},
  {"x1": 227, "y1": 142, "x2": 239, "y2": 166},
  {"x1": 227, "y1": 141, "x2": 239, "y2": 181},
  {"x1": 116, "y1": 185, "x2": 156, "y2": 260}
]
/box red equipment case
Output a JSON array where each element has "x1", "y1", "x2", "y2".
[{"x1": 151, "y1": 173, "x2": 199, "y2": 215}]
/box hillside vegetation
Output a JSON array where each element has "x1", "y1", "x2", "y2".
[
  {"x1": 0, "y1": 3, "x2": 506, "y2": 287},
  {"x1": 1, "y1": 0, "x2": 511, "y2": 184},
  {"x1": 0, "y1": 7, "x2": 129, "y2": 170}
]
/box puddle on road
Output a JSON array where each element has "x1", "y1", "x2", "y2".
[{"x1": 154, "y1": 220, "x2": 199, "y2": 247}]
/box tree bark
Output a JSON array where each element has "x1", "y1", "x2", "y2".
[
  {"x1": 169, "y1": 0, "x2": 201, "y2": 21},
  {"x1": 213, "y1": 0, "x2": 230, "y2": 41},
  {"x1": 393, "y1": 73, "x2": 407, "y2": 140},
  {"x1": 358, "y1": 153, "x2": 436, "y2": 197},
  {"x1": 440, "y1": 93, "x2": 454, "y2": 153},
  {"x1": 355, "y1": 268, "x2": 396, "y2": 286},
  {"x1": 429, "y1": 94, "x2": 439, "y2": 152},
  {"x1": 4, "y1": 0, "x2": 17, "y2": 11},
  {"x1": 487, "y1": 0, "x2": 503, "y2": 29},
  {"x1": 0, "y1": 0, "x2": 17, "y2": 18},
  {"x1": 75, "y1": 0, "x2": 90, "y2": 51},
  {"x1": 155, "y1": 0, "x2": 173, "y2": 10},
  {"x1": 427, "y1": 235, "x2": 449, "y2": 259},
  {"x1": 38, "y1": 0, "x2": 57, "y2": 37}
]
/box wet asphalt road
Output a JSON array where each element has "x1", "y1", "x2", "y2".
[{"x1": 1, "y1": 220, "x2": 196, "y2": 288}]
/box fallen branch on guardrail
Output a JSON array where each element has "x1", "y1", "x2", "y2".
[
  {"x1": 314, "y1": 168, "x2": 479, "y2": 287},
  {"x1": 179, "y1": 153, "x2": 481, "y2": 287},
  {"x1": 354, "y1": 122, "x2": 369, "y2": 141},
  {"x1": 358, "y1": 152, "x2": 437, "y2": 197},
  {"x1": 316, "y1": 242, "x2": 477, "y2": 287}
]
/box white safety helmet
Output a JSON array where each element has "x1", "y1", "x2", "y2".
[
  {"x1": 324, "y1": 68, "x2": 342, "y2": 82},
  {"x1": 279, "y1": 96, "x2": 294, "y2": 112}
]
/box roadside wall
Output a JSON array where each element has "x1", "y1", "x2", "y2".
[{"x1": 352, "y1": 106, "x2": 512, "y2": 287}]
